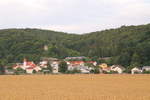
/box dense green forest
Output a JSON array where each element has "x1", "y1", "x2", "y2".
[{"x1": 0, "y1": 24, "x2": 150, "y2": 68}]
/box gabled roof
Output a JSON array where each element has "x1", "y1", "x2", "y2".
[
  {"x1": 68, "y1": 61, "x2": 84, "y2": 65},
  {"x1": 26, "y1": 62, "x2": 36, "y2": 67},
  {"x1": 132, "y1": 67, "x2": 142, "y2": 70}
]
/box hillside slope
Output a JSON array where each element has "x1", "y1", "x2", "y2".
[
  {"x1": 0, "y1": 28, "x2": 80, "y2": 64},
  {"x1": 0, "y1": 24, "x2": 150, "y2": 67}
]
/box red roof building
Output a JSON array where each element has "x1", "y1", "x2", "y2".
[{"x1": 67, "y1": 61, "x2": 85, "y2": 65}]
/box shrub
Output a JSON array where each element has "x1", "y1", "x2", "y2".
[
  {"x1": 143, "y1": 71, "x2": 150, "y2": 74},
  {"x1": 67, "y1": 69, "x2": 81, "y2": 74}
]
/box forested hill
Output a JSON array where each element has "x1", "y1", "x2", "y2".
[{"x1": 0, "y1": 24, "x2": 150, "y2": 67}]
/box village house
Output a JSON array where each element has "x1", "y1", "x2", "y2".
[
  {"x1": 51, "y1": 61, "x2": 59, "y2": 74},
  {"x1": 110, "y1": 65, "x2": 125, "y2": 74},
  {"x1": 67, "y1": 61, "x2": 85, "y2": 71},
  {"x1": 66, "y1": 60, "x2": 96, "y2": 73},
  {"x1": 13, "y1": 59, "x2": 41, "y2": 74},
  {"x1": 40, "y1": 57, "x2": 60, "y2": 74},
  {"x1": 99, "y1": 63, "x2": 111, "y2": 73},
  {"x1": 131, "y1": 67, "x2": 142, "y2": 74},
  {"x1": 39, "y1": 60, "x2": 48, "y2": 68},
  {"x1": 142, "y1": 66, "x2": 150, "y2": 72},
  {"x1": 65, "y1": 56, "x2": 97, "y2": 73}
]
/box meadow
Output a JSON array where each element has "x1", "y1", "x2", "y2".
[{"x1": 0, "y1": 74, "x2": 150, "y2": 100}]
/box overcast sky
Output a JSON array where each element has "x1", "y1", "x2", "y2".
[{"x1": 0, "y1": 0, "x2": 150, "y2": 33}]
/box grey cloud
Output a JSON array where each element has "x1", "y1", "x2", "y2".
[{"x1": 0, "y1": 0, "x2": 150, "y2": 33}]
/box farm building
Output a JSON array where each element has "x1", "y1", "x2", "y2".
[{"x1": 131, "y1": 67, "x2": 142, "y2": 74}]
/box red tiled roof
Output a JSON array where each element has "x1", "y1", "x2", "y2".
[
  {"x1": 68, "y1": 61, "x2": 96, "y2": 65},
  {"x1": 68, "y1": 61, "x2": 84, "y2": 64},
  {"x1": 26, "y1": 62, "x2": 36, "y2": 68}
]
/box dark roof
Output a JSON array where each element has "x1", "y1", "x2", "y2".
[
  {"x1": 41, "y1": 57, "x2": 58, "y2": 61},
  {"x1": 65, "y1": 56, "x2": 87, "y2": 60},
  {"x1": 99, "y1": 57, "x2": 111, "y2": 60}
]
